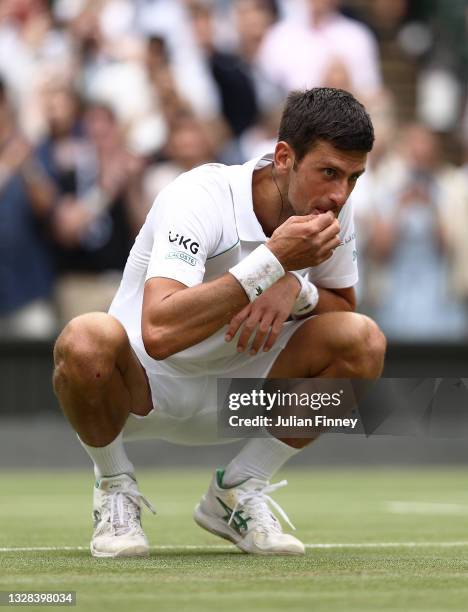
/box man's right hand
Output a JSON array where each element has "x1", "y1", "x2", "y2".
[{"x1": 267, "y1": 212, "x2": 341, "y2": 270}]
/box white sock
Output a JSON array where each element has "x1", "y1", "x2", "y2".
[
  {"x1": 79, "y1": 432, "x2": 135, "y2": 480},
  {"x1": 223, "y1": 435, "x2": 300, "y2": 485}
]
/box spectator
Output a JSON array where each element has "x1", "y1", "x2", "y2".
[
  {"x1": 0, "y1": 77, "x2": 57, "y2": 338},
  {"x1": 232, "y1": 0, "x2": 285, "y2": 127},
  {"x1": 234, "y1": 0, "x2": 280, "y2": 63},
  {"x1": 257, "y1": 0, "x2": 382, "y2": 97},
  {"x1": 0, "y1": 0, "x2": 74, "y2": 141},
  {"x1": 367, "y1": 124, "x2": 466, "y2": 341},
  {"x1": 189, "y1": 0, "x2": 258, "y2": 139},
  {"x1": 238, "y1": 103, "x2": 283, "y2": 161},
  {"x1": 436, "y1": 139, "x2": 468, "y2": 322},
  {"x1": 142, "y1": 112, "x2": 218, "y2": 209},
  {"x1": 66, "y1": 0, "x2": 154, "y2": 129},
  {"x1": 135, "y1": 0, "x2": 221, "y2": 120},
  {"x1": 35, "y1": 85, "x2": 87, "y2": 200},
  {"x1": 36, "y1": 91, "x2": 134, "y2": 326},
  {"x1": 144, "y1": 35, "x2": 190, "y2": 125}
]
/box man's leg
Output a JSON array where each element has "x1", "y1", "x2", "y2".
[
  {"x1": 224, "y1": 312, "x2": 386, "y2": 482},
  {"x1": 53, "y1": 312, "x2": 155, "y2": 557},
  {"x1": 53, "y1": 312, "x2": 152, "y2": 448},
  {"x1": 195, "y1": 312, "x2": 386, "y2": 554}
]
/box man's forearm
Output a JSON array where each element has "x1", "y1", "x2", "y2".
[
  {"x1": 313, "y1": 287, "x2": 356, "y2": 314},
  {"x1": 142, "y1": 271, "x2": 302, "y2": 360},
  {"x1": 142, "y1": 273, "x2": 250, "y2": 360}
]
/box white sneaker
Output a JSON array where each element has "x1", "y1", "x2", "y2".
[
  {"x1": 90, "y1": 474, "x2": 155, "y2": 558},
  {"x1": 193, "y1": 469, "x2": 305, "y2": 555}
]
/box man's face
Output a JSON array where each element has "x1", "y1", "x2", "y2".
[{"x1": 282, "y1": 140, "x2": 367, "y2": 218}]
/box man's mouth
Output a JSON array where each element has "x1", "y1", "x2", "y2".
[{"x1": 312, "y1": 207, "x2": 335, "y2": 216}]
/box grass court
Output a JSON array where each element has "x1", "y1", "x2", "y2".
[{"x1": 1, "y1": 468, "x2": 468, "y2": 611}]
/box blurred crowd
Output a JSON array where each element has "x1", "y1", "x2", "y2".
[{"x1": 1, "y1": 0, "x2": 468, "y2": 342}]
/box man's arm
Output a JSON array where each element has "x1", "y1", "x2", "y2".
[
  {"x1": 142, "y1": 212, "x2": 341, "y2": 360},
  {"x1": 312, "y1": 286, "x2": 356, "y2": 315},
  {"x1": 142, "y1": 274, "x2": 249, "y2": 360},
  {"x1": 141, "y1": 274, "x2": 354, "y2": 361},
  {"x1": 224, "y1": 282, "x2": 356, "y2": 356}
]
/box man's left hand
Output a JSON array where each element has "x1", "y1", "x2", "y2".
[{"x1": 225, "y1": 273, "x2": 301, "y2": 354}]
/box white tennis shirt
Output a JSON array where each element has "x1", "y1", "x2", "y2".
[{"x1": 109, "y1": 155, "x2": 358, "y2": 376}]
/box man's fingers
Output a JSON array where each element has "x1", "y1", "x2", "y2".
[
  {"x1": 283, "y1": 211, "x2": 335, "y2": 230},
  {"x1": 225, "y1": 305, "x2": 251, "y2": 342},
  {"x1": 314, "y1": 211, "x2": 336, "y2": 230},
  {"x1": 292, "y1": 213, "x2": 339, "y2": 245},
  {"x1": 236, "y1": 312, "x2": 262, "y2": 352},
  {"x1": 307, "y1": 212, "x2": 336, "y2": 232},
  {"x1": 263, "y1": 318, "x2": 284, "y2": 352},
  {"x1": 317, "y1": 234, "x2": 342, "y2": 262},
  {"x1": 318, "y1": 219, "x2": 341, "y2": 243},
  {"x1": 249, "y1": 314, "x2": 275, "y2": 355},
  {"x1": 320, "y1": 235, "x2": 342, "y2": 254},
  {"x1": 294, "y1": 211, "x2": 334, "y2": 225}
]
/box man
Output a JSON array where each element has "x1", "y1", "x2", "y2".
[{"x1": 53, "y1": 87, "x2": 386, "y2": 558}]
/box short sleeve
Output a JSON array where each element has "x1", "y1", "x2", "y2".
[
  {"x1": 145, "y1": 182, "x2": 222, "y2": 287},
  {"x1": 307, "y1": 199, "x2": 359, "y2": 289}
]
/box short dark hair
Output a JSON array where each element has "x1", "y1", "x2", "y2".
[{"x1": 278, "y1": 88, "x2": 374, "y2": 160}]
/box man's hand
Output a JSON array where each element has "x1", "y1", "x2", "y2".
[
  {"x1": 267, "y1": 212, "x2": 341, "y2": 270},
  {"x1": 225, "y1": 273, "x2": 301, "y2": 354}
]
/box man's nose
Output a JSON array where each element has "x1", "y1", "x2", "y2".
[{"x1": 329, "y1": 181, "x2": 348, "y2": 208}]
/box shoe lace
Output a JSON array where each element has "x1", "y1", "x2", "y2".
[
  {"x1": 105, "y1": 487, "x2": 156, "y2": 536},
  {"x1": 228, "y1": 480, "x2": 295, "y2": 533}
]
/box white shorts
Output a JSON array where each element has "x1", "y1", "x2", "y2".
[{"x1": 122, "y1": 319, "x2": 308, "y2": 446}]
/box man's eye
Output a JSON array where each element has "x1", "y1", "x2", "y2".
[{"x1": 323, "y1": 168, "x2": 335, "y2": 178}]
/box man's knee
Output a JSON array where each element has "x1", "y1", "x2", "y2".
[
  {"x1": 364, "y1": 315, "x2": 387, "y2": 366},
  {"x1": 53, "y1": 312, "x2": 127, "y2": 394},
  {"x1": 336, "y1": 313, "x2": 386, "y2": 377}
]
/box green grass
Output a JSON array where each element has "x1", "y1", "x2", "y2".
[{"x1": 1, "y1": 468, "x2": 468, "y2": 611}]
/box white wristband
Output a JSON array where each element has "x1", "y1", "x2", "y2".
[
  {"x1": 290, "y1": 272, "x2": 319, "y2": 317},
  {"x1": 229, "y1": 244, "x2": 285, "y2": 302}
]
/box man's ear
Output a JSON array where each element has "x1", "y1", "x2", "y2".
[{"x1": 274, "y1": 141, "x2": 295, "y2": 175}]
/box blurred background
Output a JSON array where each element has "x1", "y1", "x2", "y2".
[{"x1": 1, "y1": 0, "x2": 468, "y2": 467}]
